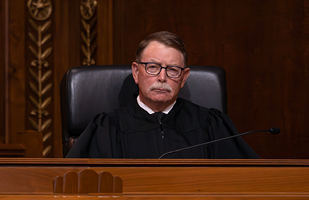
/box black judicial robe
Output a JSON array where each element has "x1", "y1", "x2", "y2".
[{"x1": 66, "y1": 98, "x2": 259, "y2": 159}]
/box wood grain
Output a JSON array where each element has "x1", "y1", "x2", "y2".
[
  {"x1": 0, "y1": 158, "x2": 308, "y2": 199},
  {"x1": 0, "y1": 0, "x2": 7, "y2": 143},
  {"x1": 0, "y1": 158, "x2": 308, "y2": 194}
]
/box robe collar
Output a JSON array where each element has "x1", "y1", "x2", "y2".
[{"x1": 136, "y1": 95, "x2": 176, "y2": 114}]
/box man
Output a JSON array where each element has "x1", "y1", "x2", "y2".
[{"x1": 66, "y1": 31, "x2": 259, "y2": 159}]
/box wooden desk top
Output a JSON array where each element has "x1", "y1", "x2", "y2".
[
  {"x1": 0, "y1": 158, "x2": 308, "y2": 199},
  {"x1": 0, "y1": 158, "x2": 308, "y2": 166}
]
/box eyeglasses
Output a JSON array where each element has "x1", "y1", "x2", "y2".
[{"x1": 138, "y1": 62, "x2": 185, "y2": 78}]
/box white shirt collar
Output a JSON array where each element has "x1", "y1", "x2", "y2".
[{"x1": 137, "y1": 95, "x2": 176, "y2": 114}]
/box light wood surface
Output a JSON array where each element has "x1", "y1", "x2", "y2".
[{"x1": 0, "y1": 158, "x2": 308, "y2": 199}]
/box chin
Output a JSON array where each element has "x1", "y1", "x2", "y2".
[{"x1": 150, "y1": 96, "x2": 174, "y2": 104}]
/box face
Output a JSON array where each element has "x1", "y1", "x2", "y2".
[{"x1": 132, "y1": 41, "x2": 190, "y2": 110}]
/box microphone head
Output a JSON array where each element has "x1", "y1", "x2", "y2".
[{"x1": 270, "y1": 127, "x2": 280, "y2": 134}]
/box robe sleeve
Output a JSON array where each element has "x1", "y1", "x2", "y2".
[
  {"x1": 65, "y1": 113, "x2": 116, "y2": 158},
  {"x1": 207, "y1": 108, "x2": 260, "y2": 159}
]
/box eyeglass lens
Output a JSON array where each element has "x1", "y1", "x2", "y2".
[{"x1": 145, "y1": 63, "x2": 182, "y2": 78}]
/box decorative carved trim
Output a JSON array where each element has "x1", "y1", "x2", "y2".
[
  {"x1": 53, "y1": 169, "x2": 123, "y2": 193},
  {"x1": 27, "y1": 0, "x2": 52, "y2": 21},
  {"x1": 81, "y1": 18, "x2": 97, "y2": 66},
  {"x1": 80, "y1": 0, "x2": 97, "y2": 66},
  {"x1": 80, "y1": 0, "x2": 97, "y2": 20},
  {"x1": 27, "y1": 0, "x2": 53, "y2": 157}
]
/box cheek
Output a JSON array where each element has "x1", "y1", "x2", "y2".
[
  {"x1": 139, "y1": 77, "x2": 153, "y2": 92},
  {"x1": 169, "y1": 80, "x2": 182, "y2": 91}
]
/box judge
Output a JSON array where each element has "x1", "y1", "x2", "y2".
[{"x1": 66, "y1": 31, "x2": 259, "y2": 159}]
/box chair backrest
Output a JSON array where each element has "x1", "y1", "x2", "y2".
[{"x1": 60, "y1": 65, "x2": 227, "y2": 156}]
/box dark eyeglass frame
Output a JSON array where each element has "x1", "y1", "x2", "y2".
[{"x1": 138, "y1": 62, "x2": 185, "y2": 78}]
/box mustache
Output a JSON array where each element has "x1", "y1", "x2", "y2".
[{"x1": 148, "y1": 82, "x2": 172, "y2": 92}]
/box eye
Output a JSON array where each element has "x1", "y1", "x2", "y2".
[
  {"x1": 148, "y1": 64, "x2": 158, "y2": 69},
  {"x1": 168, "y1": 66, "x2": 180, "y2": 72},
  {"x1": 146, "y1": 63, "x2": 161, "y2": 74}
]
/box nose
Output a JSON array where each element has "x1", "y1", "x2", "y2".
[{"x1": 157, "y1": 67, "x2": 167, "y2": 82}]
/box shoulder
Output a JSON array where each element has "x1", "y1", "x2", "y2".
[
  {"x1": 90, "y1": 113, "x2": 109, "y2": 126},
  {"x1": 177, "y1": 98, "x2": 233, "y2": 127},
  {"x1": 177, "y1": 98, "x2": 208, "y2": 111},
  {"x1": 207, "y1": 107, "x2": 234, "y2": 124},
  {"x1": 176, "y1": 98, "x2": 210, "y2": 116},
  {"x1": 88, "y1": 112, "x2": 119, "y2": 130}
]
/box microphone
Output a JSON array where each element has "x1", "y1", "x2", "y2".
[{"x1": 158, "y1": 127, "x2": 280, "y2": 159}]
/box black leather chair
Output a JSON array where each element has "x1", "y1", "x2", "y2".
[{"x1": 60, "y1": 65, "x2": 227, "y2": 157}]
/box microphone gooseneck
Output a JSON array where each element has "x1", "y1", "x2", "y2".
[
  {"x1": 270, "y1": 127, "x2": 280, "y2": 134},
  {"x1": 158, "y1": 127, "x2": 280, "y2": 159}
]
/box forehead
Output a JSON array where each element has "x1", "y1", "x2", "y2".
[{"x1": 141, "y1": 41, "x2": 184, "y2": 65}]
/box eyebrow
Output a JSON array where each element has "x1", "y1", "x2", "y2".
[{"x1": 147, "y1": 60, "x2": 181, "y2": 67}]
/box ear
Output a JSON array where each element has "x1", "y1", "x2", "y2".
[
  {"x1": 180, "y1": 67, "x2": 190, "y2": 88},
  {"x1": 131, "y1": 62, "x2": 139, "y2": 84}
]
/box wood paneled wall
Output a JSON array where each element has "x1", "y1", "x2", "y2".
[
  {"x1": 0, "y1": 0, "x2": 5, "y2": 142},
  {"x1": 1, "y1": 0, "x2": 308, "y2": 158}
]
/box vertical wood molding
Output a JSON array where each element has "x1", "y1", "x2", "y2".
[
  {"x1": 3, "y1": 0, "x2": 10, "y2": 144},
  {"x1": 0, "y1": 0, "x2": 8, "y2": 143},
  {"x1": 26, "y1": 0, "x2": 53, "y2": 157},
  {"x1": 80, "y1": 0, "x2": 97, "y2": 66}
]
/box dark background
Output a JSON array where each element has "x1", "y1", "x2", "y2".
[{"x1": 1, "y1": 0, "x2": 308, "y2": 158}]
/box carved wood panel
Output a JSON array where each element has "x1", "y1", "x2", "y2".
[{"x1": 26, "y1": 0, "x2": 53, "y2": 157}]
